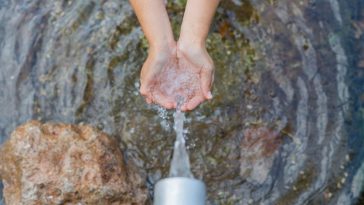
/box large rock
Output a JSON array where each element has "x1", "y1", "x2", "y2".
[{"x1": 0, "y1": 121, "x2": 147, "y2": 205}]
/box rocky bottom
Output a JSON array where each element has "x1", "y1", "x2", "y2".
[{"x1": 0, "y1": 121, "x2": 147, "y2": 205}]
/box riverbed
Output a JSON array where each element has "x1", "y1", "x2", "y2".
[{"x1": 0, "y1": 0, "x2": 364, "y2": 204}]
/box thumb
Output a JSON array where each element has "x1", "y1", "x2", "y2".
[{"x1": 200, "y1": 66, "x2": 213, "y2": 100}]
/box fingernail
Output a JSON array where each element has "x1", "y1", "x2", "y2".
[{"x1": 207, "y1": 91, "x2": 213, "y2": 99}]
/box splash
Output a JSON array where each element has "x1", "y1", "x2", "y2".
[
  {"x1": 152, "y1": 52, "x2": 202, "y2": 104},
  {"x1": 169, "y1": 97, "x2": 193, "y2": 178},
  {"x1": 157, "y1": 64, "x2": 199, "y2": 101}
]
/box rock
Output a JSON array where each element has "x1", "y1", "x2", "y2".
[
  {"x1": 0, "y1": 121, "x2": 147, "y2": 205},
  {"x1": 353, "y1": 18, "x2": 364, "y2": 39},
  {"x1": 359, "y1": 48, "x2": 364, "y2": 69},
  {"x1": 359, "y1": 60, "x2": 364, "y2": 69},
  {"x1": 240, "y1": 126, "x2": 282, "y2": 184}
]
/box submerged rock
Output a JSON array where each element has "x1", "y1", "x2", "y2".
[
  {"x1": 240, "y1": 126, "x2": 282, "y2": 184},
  {"x1": 0, "y1": 121, "x2": 147, "y2": 205}
]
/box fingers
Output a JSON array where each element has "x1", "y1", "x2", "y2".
[
  {"x1": 146, "y1": 97, "x2": 152, "y2": 104},
  {"x1": 140, "y1": 83, "x2": 152, "y2": 100},
  {"x1": 200, "y1": 65, "x2": 214, "y2": 100},
  {"x1": 211, "y1": 69, "x2": 215, "y2": 87},
  {"x1": 152, "y1": 91, "x2": 175, "y2": 109},
  {"x1": 181, "y1": 95, "x2": 205, "y2": 111},
  {"x1": 140, "y1": 83, "x2": 154, "y2": 104},
  {"x1": 177, "y1": 43, "x2": 214, "y2": 101}
]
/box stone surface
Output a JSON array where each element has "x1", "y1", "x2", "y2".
[
  {"x1": 240, "y1": 126, "x2": 282, "y2": 184},
  {"x1": 0, "y1": 121, "x2": 147, "y2": 205}
]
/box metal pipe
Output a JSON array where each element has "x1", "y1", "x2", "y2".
[{"x1": 154, "y1": 177, "x2": 206, "y2": 205}]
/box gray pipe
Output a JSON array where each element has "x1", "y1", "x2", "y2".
[{"x1": 154, "y1": 177, "x2": 206, "y2": 205}]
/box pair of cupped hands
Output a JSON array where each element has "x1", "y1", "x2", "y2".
[{"x1": 140, "y1": 40, "x2": 214, "y2": 112}]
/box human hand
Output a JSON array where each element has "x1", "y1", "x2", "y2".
[
  {"x1": 130, "y1": 0, "x2": 218, "y2": 111},
  {"x1": 140, "y1": 43, "x2": 178, "y2": 109},
  {"x1": 176, "y1": 40, "x2": 214, "y2": 111},
  {"x1": 140, "y1": 40, "x2": 214, "y2": 112}
]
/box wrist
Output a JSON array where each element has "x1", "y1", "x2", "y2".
[
  {"x1": 148, "y1": 40, "x2": 176, "y2": 65},
  {"x1": 148, "y1": 29, "x2": 176, "y2": 52},
  {"x1": 177, "y1": 36, "x2": 206, "y2": 58},
  {"x1": 178, "y1": 32, "x2": 206, "y2": 49},
  {"x1": 149, "y1": 39, "x2": 176, "y2": 54}
]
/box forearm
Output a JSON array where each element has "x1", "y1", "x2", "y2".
[
  {"x1": 179, "y1": 0, "x2": 220, "y2": 46},
  {"x1": 129, "y1": 0, "x2": 174, "y2": 51}
]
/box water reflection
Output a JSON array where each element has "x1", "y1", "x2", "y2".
[{"x1": 0, "y1": 0, "x2": 363, "y2": 204}]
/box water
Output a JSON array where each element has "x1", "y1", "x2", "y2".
[
  {"x1": 169, "y1": 98, "x2": 193, "y2": 178},
  {"x1": 0, "y1": 0, "x2": 363, "y2": 204},
  {"x1": 0, "y1": 183, "x2": 2, "y2": 205}
]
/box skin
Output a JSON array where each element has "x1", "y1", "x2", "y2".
[
  {"x1": 129, "y1": 0, "x2": 220, "y2": 111},
  {"x1": 129, "y1": 0, "x2": 176, "y2": 109},
  {"x1": 178, "y1": 0, "x2": 220, "y2": 110}
]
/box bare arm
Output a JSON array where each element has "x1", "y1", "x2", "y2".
[
  {"x1": 129, "y1": 0, "x2": 177, "y2": 109},
  {"x1": 129, "y1": 0, "x2": 220, "y2": 111},
  {"x1": 178, "y1": 0, "x2": 220, "y2": 110},
  {"x1": 129, "y1": 0, "x2": 174, "y2": 51},
  {"x1": 179, "y1": 0, "x2": 220, "y2": 47}
]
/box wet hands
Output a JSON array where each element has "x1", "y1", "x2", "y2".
[
  {"x1": 177, "y1": 41, "x2": 214, "y2": 111},
  {"x1": 140, "y1": 42, "x2": 214, "y2": 111},
  {"x1": 130, "y1": 0, "x2": 219, "y2": 111},
  {"x1": 139, "y1": 43, "x2": 177, "y2": 109}
]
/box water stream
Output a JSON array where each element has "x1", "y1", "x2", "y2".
[
  {"x1": 0, "y1": 0, "x2": 364, "y2": 204},
  {"x1": 169, "y1": 99, "x2": 193, "y2": 178}
]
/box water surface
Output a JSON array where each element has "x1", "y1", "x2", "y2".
[{"x1": 0, "y1": 0, "x2": 364, "y2": 204}]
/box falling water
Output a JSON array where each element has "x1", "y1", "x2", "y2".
[{"x1": 169, "y1": 98, "x2": 193, "y2": 178}]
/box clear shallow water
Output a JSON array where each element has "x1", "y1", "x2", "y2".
[
  {"x1": 0, "y1": 0, "x2": 363, "y2": 204},
  {"x1": 169, "y1": 107, "x2": 193, "y2": 178},
  {"x1": 169, "y1": 97, "x2": 193, "y2": 178}
]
